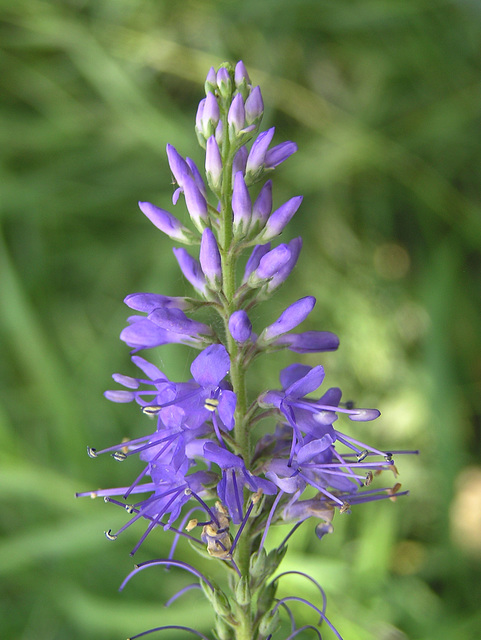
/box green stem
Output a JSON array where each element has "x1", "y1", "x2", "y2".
[{"x1": 217, "y1": 106, "x2": 254, "y2": 639}]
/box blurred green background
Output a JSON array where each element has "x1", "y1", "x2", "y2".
[{"x1": 1, "y1": 0, "x2": 481, "y2": 638}]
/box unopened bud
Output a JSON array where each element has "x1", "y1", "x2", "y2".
[
  {"x1": 259, "y1": 609, "x2": 280, "y2": 637},
  {"x1": 212, "y1": 589, "x2": 231, "y2": 617},
  {"x1": 235, "y1": 576, "x2": 251, "y2": 606}
]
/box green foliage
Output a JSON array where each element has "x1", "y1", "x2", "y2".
[{"x1": 1, "y1": 0, "x2": 480, "y2": 638}]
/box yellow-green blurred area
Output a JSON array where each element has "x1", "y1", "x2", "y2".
[{"x1": 1, "y1": 0, "x2": 481, "y2": 638}]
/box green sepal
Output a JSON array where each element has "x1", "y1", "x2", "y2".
[
  {"x1": 266, "y1": 544, "x2": 288, "y2": 574},
  {"x1": 212, "y1": 588, "x2": 232, "y2": 618},
  {"x1": 249, "y1": 547, "x2": 267, "y2": 580},
  {"x1": 256, "y1": 580, "x2": 278, "y2": 616},
  {"x1": 235, "y1": 575, "x2": 251, "y2": 606},
  {"x1": 258, "y1": 608, "x2": 280, "y2": 637},
  {"x1": 214, "y1": 615, "x2": 234, "y2": 640}
]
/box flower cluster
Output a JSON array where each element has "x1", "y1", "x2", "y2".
[{"x1": 78, "y1": 61, "x2": 416, "y2": 640}]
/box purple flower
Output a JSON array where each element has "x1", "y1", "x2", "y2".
[
  {"x1": 228, "y1": 310, "x2": 252, "y2": 343},
  {"x1": 138, "y1": 201, "x2": 195, "y2": 243},
  {"x1": 245, "y1": 86, "x2": 264, "y2": 125},
  {"x1": 203, "y1": 442, "x2": 276, "y2": 523},
  {"x1": 232, "y1": 171, "x2": 252, "y2": 235},
  {"x1": 257, "y1": 195, "x2": 303, "y2": 242},
  {"x1": 273, "y1": 330, "x2": 340, "y2": 353},
  {"x1": 120, "y1": 315, "x2": 210, "y2": 350},
  {"x1": 248, "y1": 244, "x2": 292, "y2": 286},
  {"x1": 228, "y1": 93, "x2": 246, "y2": 135},
  {"x1": 205, "y1": 135, "x2": 223, "y2": 191},
  {"x1": 173, "y1": 247, "x2": 207, "y2": 296},
  {"x1": 260, "y1": 296, "x2": 316, "y2": 342},
  {"x1": 124, "y1": 293, "x2": 197, "y2": 313},
  {"x1": 200, "y1": 228, "x2": 222, "y2": 290},
  {"x1": 234, "y1": 60, "x2": 250, "y2": 87},
  {"x1": 183, "y1": 174, "x2": 209, "y2": 231}
]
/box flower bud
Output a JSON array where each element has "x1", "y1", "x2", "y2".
[
  {"x1": 228, "y1": 310, "x2": 252, "y2": 343},
  {"x1": 249, "y1": 548, "x2": 268, "y2": 583},
  {"x1": 232, "y1": 171, "x2": 252, "y2": 236},
  {"x1": 204, "y1": 66, "x2": 217, "y2": 94},
  {"x1": 234, "y1": 60, "x2": 250, "y2": 88},
  {"x1": 138, "y1": 201, "x2": 195, "y2": 244},
  {"x1": 228, "y1": 93, "x2": 246, "y2": 137},
  {"x1": 256, "y1": 581, "x2": 277, "y2": 615},
  {"x1": 205, "y1": 136, "x2": 223, "y2": 191},
  {"x1": 235, "y1": 576, "x2": 251, "y2": 606},
  {"x1": 259, "y1": 609, "x2": 280, "y2": 637},
  {"x1": 200, "y1": 228, "x2": 222, "y2": 290},
  {"x1": 245, "y1": 85, "x2": 264, "y2": 125},
  {"x1": 216, "y1": 66, "x2": 232, "y2": 99},
  {"x1": 215, "y1": 616, "x2": 232, "y2": 640},
  {"x1": 212, "y1": 588, "x2": 231, "y2": 618}
]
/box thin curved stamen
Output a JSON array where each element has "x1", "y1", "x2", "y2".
[
  {"x1": 130, "y1": 489, "x2": 185, "y2": 555},
  {"x1": 75, "y1": 483, "x2": 155, "y2": 499},
  {"x1": 277, "y1": 599, "x2": 296, "y2": 633},
  {"x1": 259, "y1": 490, "x2": 284, "y2": 553},
  {"x1": 281, "y1": 402, "x2": 302, "y2": 466},
  {"x1": 105, "y1": 497, "x2": 201, "y2": 544},
  {"x1": 271, "y1": 571, "x2": 327, "y2": 615},
  {"x1": 230, "y1": 498, "x2": 257, "y2": 555},
  {"x1": 330, "y1": 445, "x2": 359, "y2": 485},
  {"x1": 127, "y1": 625, "x2": 211, "y2": 640},
  {"x1": 89, "y1": 435, "x2": 151, "y2": 456},
  {"x1": 119, "y1": 559, "x2": 215, "y2": 593},
  {"x1": 122, "y1": 431, "x2": 181, "y2": 458},
  {"x1": 212, "y1": 411, "x2": 225, "y2": 446},
  {"x1": 286, "y1": 625, "x2": 322, "y2": 639},
  {"x1": 335, "y1": 433, "x2": 386, "y2": 458},
  {"x1": 279, "y1": 520, "x2": 304, "y2": 550},
  {"x1": 169, "y1": 507, "x2": 205, "y2": 560},
  {"x1": 274, "y1": 596, "x2": 343, "y2": 639},
  {"x1": 189, "y1": 491, "x2": 220, "y2": 527},
  {"x1": 299, "y1": 473, "x2": 344, "y2": 507},
  {"x1": 123, "y1": 437, "x2": 181, "y2": 499},
  {"x1": 231, "y1": 470, "x2": 243, "y2": 520},
  {"x1": 164, "y1": 583, "x2": 201, "y2": 607},
  {"x1": 349, "y1": 489, "x2": 409, "y2": 504}
]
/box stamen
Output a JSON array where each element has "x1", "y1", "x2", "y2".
[
  {"x1": 204, "y1": 397, "x2": 219, "y2": 412},
  {"x1": 185, "y1": 519, "x2": 198, "y2": 531},
  {"x1": 258, "y1": 490, "x2": 284, "y2": 553},
  {"x1": 119, "y1": 559, "x2": 215, "y2": 593},
  {"x1": 165, "y1": 583, "x2": 201, "y2": 608},
  {"x1": 142, "y1": 405, "x2": 163, "y2": 416},
  {"x1": 271, "y1": 571, "x2": 327, "y2": 616},
  {"x1": 356, "y1": 450, "x2": 368, "y2": 462},
  {"x1": 104, "y1": 529, "x2": 118, "y2": 541},
  {"x1": 127, "y1": 624, "x2": 211, "y2": 640},
  {"x1": 87, "y1": 447, "x2": 97, "y2": 458},
  {"x1": 339, "y1": 501, "x2": 351, "y2": 514},
  {"x1": 364, "y1": 471, "x2": 373, "y2": 486},
  {"x1": 387, "y1": 483, "x2": 402, "y2": 501},
  {"x1": 279, "y1": 520, "x2": 304, "y2": 550},
  {"x1": 189, "y1": 491, "x2": 220, "y2": 527},
  {"x1": 111, "y1": 451, "x2": 127, "y2": 461},
  {"x1": 273, "y1": 596, "x2": 343, "y2": 640},
  {"x1": 231, "y1": 470, "x2": 244, "y2": 521},
  {"x1": 230, "y1": 497, "x2": 257, "y2": 555},
  {"x1": 252, "y1": 489, "x2": 263, "y2": 504}
]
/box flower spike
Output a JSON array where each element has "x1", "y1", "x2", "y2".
[{"x1": 79, "y1": 60, "x2": 416, "y2": 640}]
